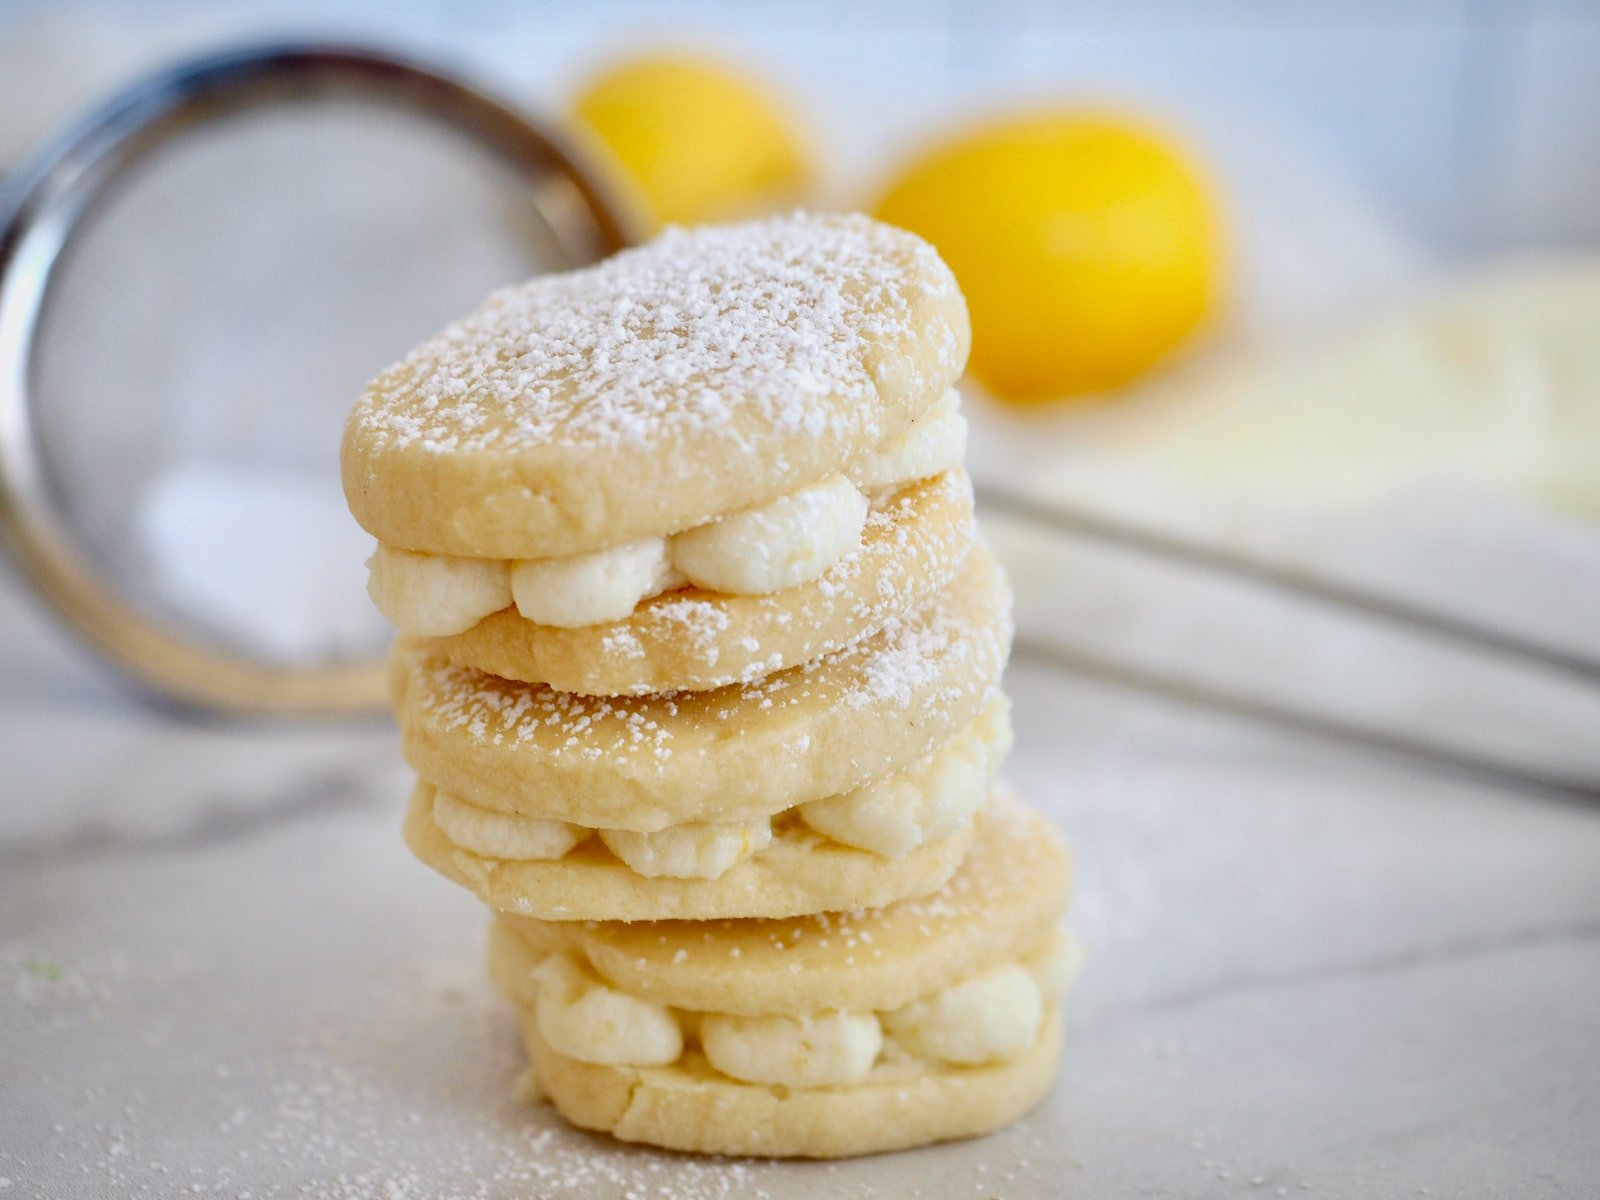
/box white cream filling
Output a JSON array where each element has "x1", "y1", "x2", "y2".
[
  {"x1": 524, "y1": 935, "x2": 1063, "y2": 1084},
  {"x1": 510, "y1": 537, "x2": 683, "y2": 629},
  {"x1": 433, "y1": 788, "x2": 778, "y2": 880},
  {"x1": 531, "y1": 955, "x2": 682, "y2": 1067},
  {"x1": 847, "y1": 389, "x2": 967, "y2": 494},
  {"x1": 366, "y1": 545, "x2": 511, "y2": 637},
  {"x1": 432, "y1": 790, "x2": 583, "y2": 861},
  {"x1": 797, "y1": 701, "x2": 1010, "y2": 858},
  {"x1": 368, "y1": 393, "x2": 966, "y2": 634},
  {"x1": 669, "y1": 474, "x2": 868, "y2": 595},
  {"x1": 431, "y1": 701, "x2": 1003, "y2": 879},
  {"x1": 700, "y1": 1010, "x2": 884, "y2": 1088},
  {"x1": 881, "y1": 963, "x2": 1043, "y2": 1067},
  {"x1": 597, "y1": 818, "x2": 773, "y2": 880}
]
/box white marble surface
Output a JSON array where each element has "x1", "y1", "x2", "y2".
[{"x1": 2, "y1": 556, "x2": 1598, "y2": 1200}]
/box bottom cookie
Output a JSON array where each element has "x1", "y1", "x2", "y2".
[
  {"x1": 520, "y1": 1005, "x2": 1063, "y2": 1159},
  {"x1": 493, "y1": 794, "x2": 1077, "y2": 1157}
]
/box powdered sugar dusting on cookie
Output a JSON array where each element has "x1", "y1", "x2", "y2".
[
  {"x1": 647, "y1": 595, "x2": 733, "y2": 668},
  {"x1": 405, "y1": 652, "x2": 678, "y2": 763},
  {"x1": 578, "y1": 794, "x2": 1064, "y2": 975},
  {"x1": 582, "y1": 470, "x2": 976, "y2": 695},
  {"x1": 354, "y1": 213, "x2": 963, "y2": 455},
  {"x1": 397, "y1": 547, "x2": 1009, "y2": 780}
]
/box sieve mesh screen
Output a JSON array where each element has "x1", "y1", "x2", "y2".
[{"x1": 28, "y1": 96, "x2": 570, "y2": 665}]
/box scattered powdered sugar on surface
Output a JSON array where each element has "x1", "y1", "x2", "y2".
[
  {"x1": 353, "y1": 213, "x2": 961, "y2": 455},
  {"x1": 0, "y1": 941, "x2": 788, "y2": 1200},
  {"x1": 2, "y1": 927, "x2": 1058, "y2": 1200}
]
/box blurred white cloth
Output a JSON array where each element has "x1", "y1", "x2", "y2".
[{"x1": 969, "y1": 259, "x2": 1600, "y2": 788}]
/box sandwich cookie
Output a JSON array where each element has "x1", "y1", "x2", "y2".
[
  {"x1": 423, "y1": 467, "x2": 975, "y2": 696},
  {"x1": 389, "y1": 542, "x2": 1012, "y2": 833},
  {"x1": 402, "y1": 709, "x2": 1006, "y2": 918},
  {"x1": 343, "y1": 213, "x2": 970, "y2": 640},
  {"x1": 487, "y1": 797, "x2": 1078, "y2": 1158},
  {"x1": 405, "y1": 782, "x2": 977, "y2": 921}
]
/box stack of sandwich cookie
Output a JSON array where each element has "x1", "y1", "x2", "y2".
[{"x1": 342, "y1": 212, "x2": 1079, "y2": 1158}]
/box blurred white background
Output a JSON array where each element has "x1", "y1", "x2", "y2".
[
  {"x1": 4, "y1": 0, "x2": 1598, "y2": 258},
  {"x1": 2, "y1": 0, "x2": 1598, "y2": 719}
]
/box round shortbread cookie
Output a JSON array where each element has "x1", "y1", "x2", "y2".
[
  {"x1": 431, "y1": 470, "x2": 975, "y2": 694},
  {"x1": 343, "y1": 213, "x2": 970, "y2": 560},
  {"x1": 493, "y1": 797, "x2": 1070, "y2": 1016},
  {"x1": 518, "y1": 1006, "x2": 1061, "y2": 1159},
  {"x1": 390, "y1": 542, "x2": 1012, "y2": 831},
  {"x1": 403, "y1": 780, "x2": 975, "y2": 921}
]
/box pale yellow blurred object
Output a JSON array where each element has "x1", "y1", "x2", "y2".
[
  {"x1": 571, "y1": 54, "x2": 812, "y2": 228},
  {"x1": 1054, "y1": 257, "x2": 1600, "y2": 520},
  {"x1": 874, "y1": 111, "x2": 1224, "y2": 403}
]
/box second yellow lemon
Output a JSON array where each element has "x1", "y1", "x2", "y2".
[
  {"x1": 875, "y1": 112, "x2": 1224, "y2": 402},
  {"x1": 572, "y1": 54, "x2": 812, "y2": 228}
]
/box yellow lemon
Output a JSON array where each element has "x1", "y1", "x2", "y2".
[
  {"x1": 875, "y1": 112, "x2": 1224, "y2": 402},
  {"x1": 572, "y1": 54, "x2": 812, "y2": 228}
]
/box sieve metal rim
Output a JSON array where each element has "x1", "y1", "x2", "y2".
[{"x1": 0, "y1": 41, "x2": 639, "y2": 717}]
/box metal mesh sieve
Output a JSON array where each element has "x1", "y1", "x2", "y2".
[{"x1": 0, "y1": 43, "x2": 635, "y2": 713}]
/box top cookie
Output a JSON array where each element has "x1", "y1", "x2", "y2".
[{"x1": 343, "y1": 213, "x2": 970, "y2": 560}]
